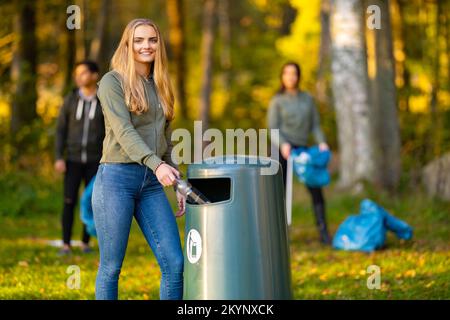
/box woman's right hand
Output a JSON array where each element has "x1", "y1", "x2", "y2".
[
  {"x1": 155, "y1": 163, "x2": 180, "y2": 187},
  {"x1": 281, "y1": 143, "x2": 291, "y2": 160}
]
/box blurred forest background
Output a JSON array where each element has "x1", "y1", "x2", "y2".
[{"x1": 0, "y1": 0, "x2": 449, "y2": 213}]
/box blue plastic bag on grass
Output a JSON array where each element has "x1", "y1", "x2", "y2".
[
  {"x1": 291, "y1": 145, "x2": 331, "y2": 187},
  {"x1": 80, "y1": 175, "x2": 97, "y2": 237},
  {"x1": 332, "y1": 199, "x2": 413, "y2": 252}
]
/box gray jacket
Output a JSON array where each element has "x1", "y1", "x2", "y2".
[
  {"x1": 267, "y1": 91, "x2": 326, "y2": 147},
  {"x1": 96, "y1": 70, "x2": 177, "y2": 171}
]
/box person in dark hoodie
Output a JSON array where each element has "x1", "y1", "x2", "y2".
[{"x1": 55, "y1": 60, "x2": 105, "y2": 255}]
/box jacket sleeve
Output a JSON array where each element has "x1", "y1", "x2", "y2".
[
  {"x1": 310, "y1": 98, "x2": 326, "y2": 144},
  {"x1": 162, "y1": 120, "x2": 179, "y2": 170},
  {"x1": 55, "y1": 96, "x2": 70, "y2": 160},
  {"x1": 97, "y1": 73, "x2": 163, "y2": 171},
  {"x1": 267, "y1": 96, "x2": 288, "y2": 148}
]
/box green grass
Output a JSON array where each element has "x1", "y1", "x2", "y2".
[{"x1": 0, "y1": 179, "x2": 448, "y2": 300}]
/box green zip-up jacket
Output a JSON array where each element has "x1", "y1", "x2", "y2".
[
  {"x1": 97, "y1": 70, "x2": 177, "y2": 171},
  {"x1": 267, "y1": 91, "x2": 326, "y2": 148}
]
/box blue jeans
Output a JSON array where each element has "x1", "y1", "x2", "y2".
[{"x1": 92, "y1": 163, "x2": 184, "y2": 300}]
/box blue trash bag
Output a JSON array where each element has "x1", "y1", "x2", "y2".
[
  {"x1": 291, "y1": 145, "x2": 331, "y2": 188},
  {"x1": 80, "y1": 175, "x2": 97, "y2": 237},
  {"x1": 332, "y1": 199, "x2": 413, "y2": 252},
  {"x1": 360, "y1": 199, "x2": 413, "y2": 240}
]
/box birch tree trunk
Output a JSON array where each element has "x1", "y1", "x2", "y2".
[{"x1": 330, "y1": 0, "x2": 377, "y2": 190}]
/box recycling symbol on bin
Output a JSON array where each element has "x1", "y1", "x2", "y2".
[{"x1": 187, "y1": 229, "x2": 202, "y2": 264}]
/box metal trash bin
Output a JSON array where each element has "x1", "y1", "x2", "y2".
[{"x1": 183, "y1": 155, "x2": 292, "y2": 300}]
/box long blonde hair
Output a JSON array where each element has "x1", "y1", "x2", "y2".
[{"x1": 111, "y1": 18, "x2": 174, "y2": 120}]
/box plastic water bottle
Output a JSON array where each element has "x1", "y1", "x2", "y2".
[{"x1": 174, "y1": 178, "x2": 210, "y2": 205}]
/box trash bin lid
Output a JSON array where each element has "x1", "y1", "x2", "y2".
[{"x1": 187, "y1": 155, "x2": 281, "y2": 177}]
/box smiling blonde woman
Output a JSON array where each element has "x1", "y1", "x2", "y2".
[{"x1": 92, "y1": 18, "x2": 185, "y2": 300}]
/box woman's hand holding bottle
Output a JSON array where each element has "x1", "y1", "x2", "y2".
[{"x1": 155, "y1": 163, "x2": 180, "y2": 187}]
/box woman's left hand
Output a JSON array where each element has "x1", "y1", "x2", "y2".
[
  {"x1": 175, "y1": 190, "x2": 186, "y2": 218},
  {"x1": 319, "y1": 142, "x2": 329, "y2": 151}
]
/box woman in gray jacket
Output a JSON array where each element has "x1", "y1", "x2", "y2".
[
  {"x1": 93, "y1": 19, "x2": 185, "y2": 300},
  {"x1": 268, "y1": 62, "x2": 331, "y2": 245}
]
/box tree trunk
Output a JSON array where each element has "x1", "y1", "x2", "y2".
[
  {"x1": 88, "y1": 0, "x2": 109, "y2": 62},
  {"x1": 63, "y1": 0, "x2": 76, "y2": 95},
  {"x1": 430, "y1": 0, "x2": 441, "y2": 116},
  {"x1": 330, "y1": 0, "x2": 377, "y2": 190},
  {"x1": 279, "y1": 2, "x2": 297, "y2": 36},
  {"x1": 167, "y1": 0, "x2": 188, "y2": 120},
  {"x1": 75, "y1": 0, "x2": 86, "y2": 61},
  {"x1": 199, "y1": 0, "x2": 215, "y2": 134},
  {"x1": 218, "y1": 0, "x2": 231, "y2": 76},
  {"x1": 368, "y1": 0, "x2": 401, "y2": 190},
  {"x1": 430, "y1": 0, "x2": 443, "y2": 158},
  {"x1": 316, "y1": 0, "x2": 332, "y2": 105},
  {"x1": 10, "y1": 0, "x2": 38, "y2": 141}
]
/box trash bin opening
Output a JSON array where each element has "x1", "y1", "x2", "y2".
[{"x1": 187, "y1": 178, "x2": 231, "y2": 204}]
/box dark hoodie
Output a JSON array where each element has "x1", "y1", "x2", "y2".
[{"x1": 55, "y1": 88, "x2": 105, "y2": 163}]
